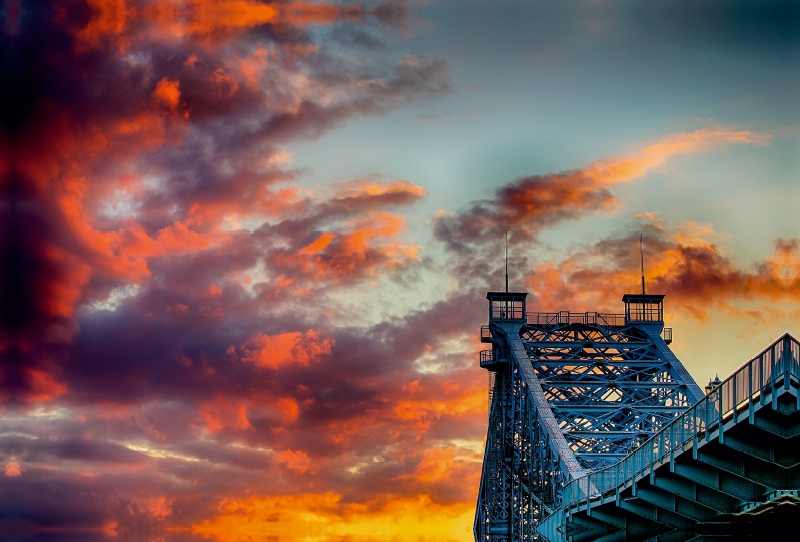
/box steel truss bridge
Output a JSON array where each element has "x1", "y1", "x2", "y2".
[{"x1": 475, "y1": 291, "x2": 800, "y2": 542}]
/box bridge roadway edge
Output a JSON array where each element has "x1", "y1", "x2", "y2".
[{"x1": 537, "y1": 334, "x2": 800, "y2": 542}]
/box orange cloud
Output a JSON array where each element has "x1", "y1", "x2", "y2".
[
  {"x1": 413, "y1": 447, "x2": 460, "y2": 483},
  {"x1": 394, "y1": 384, "x2": 485, "y2": 431},
  {"x1": 299, "y1": 232, "x2": 336, "y2": 255},
  {"x1": 276, "y1": 449, "x2": 311, "y2": 474},
  {"x1": 280, "y1": 2, "x2": 363, "y2": 27},
  {"x1": 337, "y1": 179, "x2": 428, "y2": 200},
  {"x1": 153, "y1": 77, "x2": 182, "y2": 110},
  {"x1": 185, "y1": 0, "x2": 277, "y2": 34},
  {"x1": 23, "y1": 367, "x2": 69, "y2": 403},
  {"x1": 233, "y1": 46, "x2": 271, "y2": 89},
  {"x1": 136, "y1": 496, "x2": 173, "y2": 520},
  {"x1": 434, "y1": 128, "x2": 773, "y2": 251},
  {"x1": 523, "y1": 223, "x2": 800, "y2": 320},
  {"x1": 208, "y1": 68, "x2": 239, "y2": 98},
  {"x1": 268, "y1": 210, "x2": 420, "y2": 288},
  {"x1": 236, "y1": 329, "x2": 334, "y2": 369},
  {"x1": 584, "y1": 128, "x2": 771, "y2": 185},
  {"x1": 4, "y1": 462, "x2": 22, "y2": 477},
  {"x1": 191, "y1": 493, "x2": 474, "y2": 542},
  {"x1": 112, "y1": 111, "x2": 169, "y2": 146},
  {"x1": 183, "y1": 184, "x2": 303, "y2": 228},
  {"x1": 199, "y1": 396, "x2": 252, "y2": 432},
  {"x1": 73, "y1": 0, "x2": 133, "y2": 52},
  {"x1": 206, "y1": 284, "x2": 223, "y2": 297},
  {"x1": 155, "y1": 221, "x2": 214, "y2": 252},
  {"x1": 83, "y1": 0, "x2": 366, "y2": 43},
  {"x1": 272, "y1": 396, "x2": 300, "y2": 424}
]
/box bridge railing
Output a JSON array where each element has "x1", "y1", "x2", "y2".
[
  {"x1": 526, "y1": 312, "x2": 627, "y2": 327},
  {"x1": 562, "y1": 334, "x2": 800, "y2": 508}
]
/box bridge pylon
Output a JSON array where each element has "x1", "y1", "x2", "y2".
[{"x1": 474, "y1": 291, "x2": 705, "y2": 541}]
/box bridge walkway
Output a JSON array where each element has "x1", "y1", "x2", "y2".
[{"x1": 537, "y1": 334, "x2": 800, "y2": 542}]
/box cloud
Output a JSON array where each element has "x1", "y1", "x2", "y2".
[
  {"x1": 4, "y1": 461, "x2": 21, "y2": 477},
  {"x1": 191, "y1": 492, "x2": 474, "y2": 542},
  {"x1": 520, "y1": 221, "x2": 800, "y2": 319},
  {"x1": 1, "y1": 0, "x2": 445, "y2": 407},
  {"x1": 236, "y1": 330, "x2": 334, "y2": 369},
  {"x1": 0, "y1": 4, "x2": 477, "y2": 537},
  {"x1": 153, "y1": 77, "x2": 182, "y2": 110},
  {"x1": 71, "y1": 0, "x2": 371, "y2": 52},
  {"x1": 582, "y1": 128, "x2": 771, "y2": 185},
  {"x1": 432, "y1": 128, "x2": 772, "y2": 289},
  {"x1": 435, "y1": 128, "x2": 770, "y2": 253}
]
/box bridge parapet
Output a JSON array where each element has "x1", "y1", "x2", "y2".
[
  {"x1": 561, "y1": 333, "x2": 800, "y2": 511},
  {"x1": 539, "y1": 333, "x2": 800, "y2": 542}
]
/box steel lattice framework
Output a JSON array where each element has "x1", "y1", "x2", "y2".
[
  {"x1": 474, "y1": 292, "x2": 705, "y2": 541},
  {"x1": 537, "y1": 333, "x2": 800, "y2": 542}
]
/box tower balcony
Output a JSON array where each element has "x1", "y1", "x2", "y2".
[{"x1": 480, "y1": 348, "x2": 509, "y2": 371}]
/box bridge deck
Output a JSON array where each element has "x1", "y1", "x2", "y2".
[{"x1": 538, "y1": 334, "x2": 800, "y2": 542}]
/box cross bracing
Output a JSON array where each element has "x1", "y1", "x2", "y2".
[
  {"x1": 475, "y1": 292, "x2": 705, "y2": 542},
  {"x1": 523, "y1": 323, "x2": 697, "y2": 472},
  {"x1": 476, "y1": 290, "x2": 800, "y2": 542},
  {"x1": 538, "y1": 333, "x2": 800, "y2": 542}
]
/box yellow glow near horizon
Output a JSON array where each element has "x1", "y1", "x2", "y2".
[{"x1": 191, "y1": 492, "x2": 474, "y2": 542}]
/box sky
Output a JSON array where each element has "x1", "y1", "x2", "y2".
[{"x1": 0, "y1": 0, "x2": 798, "y2": 541}]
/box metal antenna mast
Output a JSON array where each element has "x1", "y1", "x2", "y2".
[
  {"x1": 640, "y1": 232, "x2": 645, "y2": 295},
  {"x1": 505, "y1": 230, "x2": 509, "y2": 293}
]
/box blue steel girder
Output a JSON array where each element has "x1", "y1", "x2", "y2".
[
  {"x1": 537, "y1": 333, "x2": 800, "y2": 542},
  {"x1": 475, "y1": 293, "x2": 704, "y2": 542},
  {"x1": 520, "y1": 322, "x2": 703, "y2": 472},
  {"x1": 475, "y1": 320, "x2": 583, "y2": 542}
]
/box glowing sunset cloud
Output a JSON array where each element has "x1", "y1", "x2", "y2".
[
  {"x1": 191, "y1": 493, "x2": 474, "y2": 542},
  {"x1": 74, "y1": 0, "x2": 364, "y2": 50},
  {"x1": 583, "y1": 129, "x2": 772, "y2": 185},
  {"x1": 524, "y1": 222, "x2": 800, "y2": 317},
  {"x1": 434, "y1": 127, "x2": 772, "y2": 253}
]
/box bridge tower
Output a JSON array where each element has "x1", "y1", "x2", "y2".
[{"x1": 474, "y1": 291, "x2": 704, "y2": 541}]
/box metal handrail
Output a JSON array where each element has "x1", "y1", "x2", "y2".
[
  {"x1": 561, "y1": 334, "x2": 800, "y2": 509},
  {"x1": 480, "y1": 349, "x2": 509, "y2": 363},
  {"x1": 526, "y1": 312, "x2": 627, "y2": 327}
]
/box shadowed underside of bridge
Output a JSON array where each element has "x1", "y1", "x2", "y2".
[{"x1": 474, "y1": 291, "x2": 800, "y2": 542}]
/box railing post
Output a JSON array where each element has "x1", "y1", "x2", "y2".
[
  {"x1": 784, "y1": 336, "x2": 792, "y2": 391},
  {"x1": 772, "y1": 345, "x2": 779, "y2": 410},
  {"x1": 669, "y1": 423, "x2": 675, "y2": 472},
  {"x1": 748, "y1": 362, "x2": 755, "y2": 424}
]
